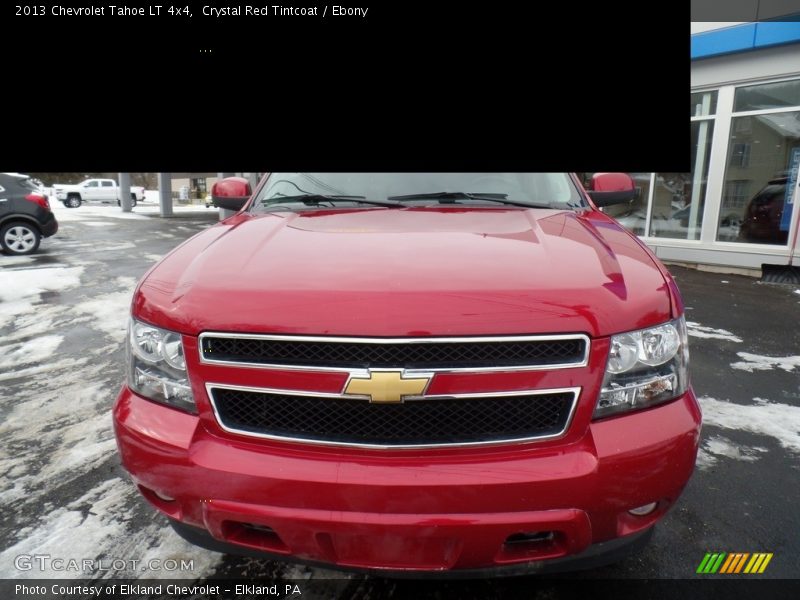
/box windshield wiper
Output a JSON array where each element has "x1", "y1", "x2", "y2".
[
  {"x1": 386, "y1": 192, "x2": 553, "y2": 209},
  {"x1": 262, "y1": 194, "x2": 404, "y2": 208}
]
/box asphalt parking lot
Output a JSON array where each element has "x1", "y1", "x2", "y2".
[{"x1": 1, "y1": 203, "x2": 798, "y2": 595}]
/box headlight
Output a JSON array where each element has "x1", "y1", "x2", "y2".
[
  {"x1": 128, "y1": 318, "x2": 196, "y2": 413},
  {"x1": 594, "y1": 316, "x2": 689, "y2": 419}
]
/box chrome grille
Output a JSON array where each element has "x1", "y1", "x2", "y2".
[
  {"x1": 208, "y1": 386, "x2": 578, "y2": 448},
  {"x1": 199, "y1": 333, "x2": 588, "y2": 371}
]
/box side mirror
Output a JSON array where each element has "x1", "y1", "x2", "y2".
[
  {"x1": 211, "y1": 177, "x2": 252, "y2": 211},
  {"x1": 587, "y1": 173, "x2": 638, "y2": 207}
]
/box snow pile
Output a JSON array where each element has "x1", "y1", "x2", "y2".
[
  {"x1": 0, "y1": 335, "x2": 63, "y2": 370},
  {"x1": 50, "y1": 197, "x2": 218, "y2": 222},
  {"x1": 71, "y1": 277, "x2": 138, "y2": 342},
  {"x1": 702, "y1": 435, "x2": 767, "y2": 465},
  {"x1": 686, "y1": 321, "x2": 742, "y2": 343},
  {"x1": 0, "y1": 266, "x2": 84, "y2": 328},
  {"x1": 698, "y1": 396, "x2": 800, "y2": 454},
  {"x1": 730, "y1": 352, "x2": 800, "y2": 373}
]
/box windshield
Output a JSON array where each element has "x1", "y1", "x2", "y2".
[{"x1": 251, "y1": 173, "x2": 584, "y2": 213}]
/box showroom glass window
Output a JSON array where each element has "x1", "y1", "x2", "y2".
[
  {"x1": 718, "y1": 79, "x2": 800, "y2": 244},
  {"x1": 649, "y1": 91, "x2": 717, "y2": 241}
]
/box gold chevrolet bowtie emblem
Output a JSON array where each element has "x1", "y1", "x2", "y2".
[{"x1": 343, "y1": 370, "x2": 432, "y2": 403}]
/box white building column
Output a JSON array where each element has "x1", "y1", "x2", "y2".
[
  {"x1": 243, "y1": 172, "x2": 259, "y2": 190},
  {"x1": 699, "y1": 85, "x2": 735, "y2": 244},
  {"x1": 158, "y1": 173, "x2": 173, "y2": 217},
  {"x1": 119, "y1": 173, "x2": 132, "y2": 212}
]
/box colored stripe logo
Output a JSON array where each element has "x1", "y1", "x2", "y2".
[{"x1": 697, "y1": 552, "x2": 773, "y2": 574}]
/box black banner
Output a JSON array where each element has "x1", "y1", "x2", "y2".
[{"x1": 3, "y1": 579, "x2": 800, "y2": 600}]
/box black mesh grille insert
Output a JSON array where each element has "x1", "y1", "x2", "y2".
[
  {"x1": 211, "y1": 388, "x2": 575, "y2": 446},
  {"x1": 201, "y1": 336, "x2": 585, "y2": 369}
]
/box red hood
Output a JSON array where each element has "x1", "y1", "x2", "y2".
[{"x1": 134, "y1": 208, "x2": 672, "y2": 338}]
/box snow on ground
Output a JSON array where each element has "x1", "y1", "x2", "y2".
[
  {"x1": 686, "y1": 321, "x2": 743, "y2": 343},
  {"x1": 3, "y1": 304, "x2": 75, "y2": 343},
  {"x1": 0, "y1": 250, "x2": 134, "y2": 509},
  {"x1": 695, "y1": 448, "x2": 718, "y2": 469},
  {"x1": 49, "y1": 195, "x2": 219, "y2": 222},
  {"x1": 730, "y1": 352, "x2": 800, "y2": 373},
  {"x1": 0, "y1": 477, "x2": 217, "y2": 580},
  {"x1": 702, "y1": 435, "x2": 767, "y2": 464},
  {"x1": 0, "y1": 335, "x2": 63, "y2": 370},
  {"x1": 0, "y1": 266, "x2": 84, "y2": 328},
  {"x1": 124, "y1": 524, "x2": 227, "y2": 581},
  {"x1": 0, "y1": 206, "x2": 226, "y2": 581},
  {"x1": 0, "y1": 358, "x2": 119, "y2": 506},
  {"x1": 71, "y1": 277, "x2": 138, "y2": 342},
  {"x1": 0, "y1": 479, "x2": 131, "y2": 578},
  {"x1": 698, "y1": 396, "x2": 800, "y2": 454},
  {"x1": 51, "y1": 202, "x2": 149, "y2": 221},
  {"x1": 134, "y1": 204, "x2": 220, "y2": 216},
  {"x1": 50, "y1": 201, "x2": 219, "y2": 227},
  {"x1": 0, "y1": 357, "x2": 86, "y2": 384},
  {"x1": 0, "y1": 255, "x2": 37, "y2": 266}
]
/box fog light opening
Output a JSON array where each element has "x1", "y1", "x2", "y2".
[
  {"x1": 629, "y1": 502, "x2": 658, "y2": 516},
  {"x1": 136, "y1": 485, "x2": 182, "y2": 519}
]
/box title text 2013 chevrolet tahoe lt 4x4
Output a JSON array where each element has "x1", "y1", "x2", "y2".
[{"x1": 113, "y1": 173, "x2": 701, "y2": 575}]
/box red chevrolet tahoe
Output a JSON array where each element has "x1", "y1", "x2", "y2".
[{"x1": 113, "y1": 172, "x2": 701, "y2": 575}]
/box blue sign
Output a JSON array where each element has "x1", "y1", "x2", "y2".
[{"x1": 781, "y1": 147, "x2": 800, "y2": 232}]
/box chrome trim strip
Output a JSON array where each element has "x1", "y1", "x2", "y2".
[
  {"x1": 205, "y1": 382, "x2": 581, "y2": 450},
  {"x1": 197, "y1": 332, "x2": 591, "y2": 373}
]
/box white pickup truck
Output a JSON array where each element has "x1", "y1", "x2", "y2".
[{"x1": 54, "y1": 178, "x2": 146, "y2": 208}]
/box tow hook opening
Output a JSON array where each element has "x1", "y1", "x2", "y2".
[
  {"x1": 505, "y1": 531, "x2": 556, "y2": 545},
  {"x1": 497, "y1": 530, "x2": 566, "y2": 563},
  {"x1": 222, "y1": 521, "x2": 290, "y2": 554}
]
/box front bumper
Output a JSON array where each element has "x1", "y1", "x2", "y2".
[
  {"x1": 113, "y1": 387, "x2": 700, "y2": 573},
  {"x1": 169, "y1": 517, "x2": 654, "y2": 578}
]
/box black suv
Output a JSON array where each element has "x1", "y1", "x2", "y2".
[{"x1": 0, "y1": 173, "x2": 58, "y2": 255}]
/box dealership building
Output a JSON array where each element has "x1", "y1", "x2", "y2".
[{"x1": 606, "y1": 18, "x2": 800, "y2": 273}]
